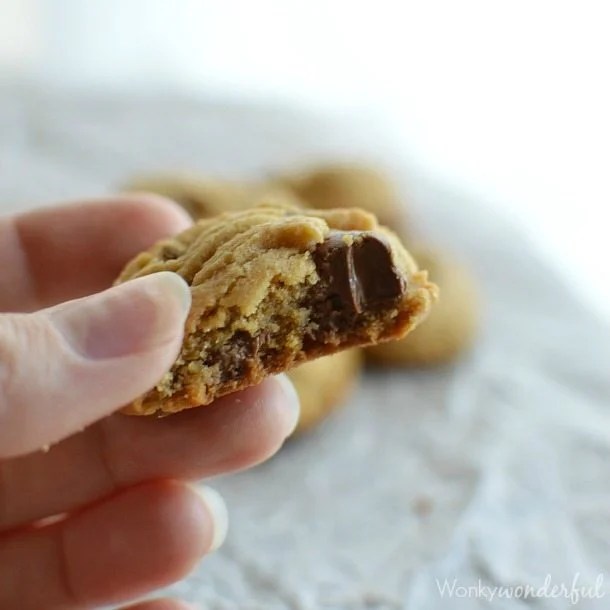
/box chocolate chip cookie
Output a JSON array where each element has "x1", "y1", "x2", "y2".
[
  {"x1": 116, "y1": 204, "x2": 437, "y2": 415},
  {"x1": 125, "y1": 172, "x2": 364, "y2": 427}
]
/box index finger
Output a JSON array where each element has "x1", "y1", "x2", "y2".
[{"x1": 0, "y1": 195, "x2": 191, "y2": 313}]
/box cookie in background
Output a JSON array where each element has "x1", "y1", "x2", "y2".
[
  {"x1": 126, "y1": 172, "x2": 301, "y2": 219},
  {"x1": 275, "y1": 163, "x2": 407, "y2": 232},
  {"x1": 290, "y1": 349, "x2": 363, "y2": 434}
]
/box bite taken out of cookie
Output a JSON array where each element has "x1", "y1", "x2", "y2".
[{"x1": 115, "y1": 203, "x2": 438, "y2": 416}]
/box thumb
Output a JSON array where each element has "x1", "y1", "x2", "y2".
[{"x1": 0, "y1": 272, "x2": 191, "y2": 458}]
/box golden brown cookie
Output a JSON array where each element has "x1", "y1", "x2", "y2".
[
  {"x1": 366, "y1": 247, "x2": 478, "y2": 365},
  {"x1": 289, "y1": 349, "x2": 362, "y2": 434},
  {"x1": 127, "y1": 171, "x2": 364, "y2": 430},
  {"x1": 126, "y1": 172, "x2": 301, "y2": 219},
  {"x1": 116, "y1": 204, "x2": 437, "y2": 415},
  {"x1": 276, "y1": 164, "x2": 406, "y2": 231}
]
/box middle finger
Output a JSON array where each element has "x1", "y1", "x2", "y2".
[{"x1": 0, "y1": 376, "x2": 298, "y2": 532}]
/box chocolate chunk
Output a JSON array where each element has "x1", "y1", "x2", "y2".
[
  {"x1": 312, "y1": 231, "x2": 406, "y2": 314},
  {"x1": 212, "y1": 330, "x2": 263, "y2": 382},
  {"x1": 353, "y1": 233, "x2": 407, "y2": 306}
]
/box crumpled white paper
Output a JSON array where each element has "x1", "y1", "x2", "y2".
[{"x1": 1, "y1": 88, "x2": 608, "y2": 610}]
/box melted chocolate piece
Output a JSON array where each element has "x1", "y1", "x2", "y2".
[{"x1": 311, "y1": 231, "x2": 406, "y2": 314}]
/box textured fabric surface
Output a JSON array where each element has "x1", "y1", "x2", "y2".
[{"x1": 1, "y1": 88, "x2": 609, "y2": 609}]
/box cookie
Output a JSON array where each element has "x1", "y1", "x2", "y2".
[
  {"x1": 116, "y1": 203, "x2": 437, "y2": 415},
  {"x1": 366, "y1": 247, "x2": 478, "y2": 365},
  {"x1": 127, "y1": 170, "x2": 373, "y2": 426},
  {"x1": 277, "y1": 164, "x2": 406, "y2": 231},
  {"x1": 126, "y1": 172, "x2": 300, "y2": 220},
  {"x1": 289, "y1": 349, "x2": 362, "y2": 434}
]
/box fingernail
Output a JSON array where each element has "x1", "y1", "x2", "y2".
[
  {"x1": 50, "y1": 272, "x2": 191, "y2": 360},
  {"x1": 274, "y1": 373, "x2": 301, "y2": 436},
  {"x1": 139, "y1": 271, "x2": 191, "y2": 316},
  {"x1": 191, "y1": 485, "x2": 228, "y2": 552}
]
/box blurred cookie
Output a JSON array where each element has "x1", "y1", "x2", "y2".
[
  {"x1": 276, "y1": 164, "x2": 406, "y2": 231},
  {"x1": 289, "y1": 349, "x2": 362, "y2": 433},
  {"x1": 367, "y1": 247, "x2": 478, "y2": 365},
  {"x1": 126, "y1": 172, "x2": 301, "y2": 219}
]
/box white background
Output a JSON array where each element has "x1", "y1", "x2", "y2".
[{"x1": 2, "y1": 0, "x2": 609, "y2": 320}]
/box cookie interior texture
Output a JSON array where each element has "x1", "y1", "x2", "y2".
[{"x1": 116, "y1": 204, "x2": 437, "y2": 415}]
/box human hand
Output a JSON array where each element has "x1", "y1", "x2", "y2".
[{"x1": 0, "y1": 196, "x2": 300, "y2": 609}]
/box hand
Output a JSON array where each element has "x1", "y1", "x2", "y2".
[{"x1": 0, "y1": 196, "x2": 300, "y2": 610}]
